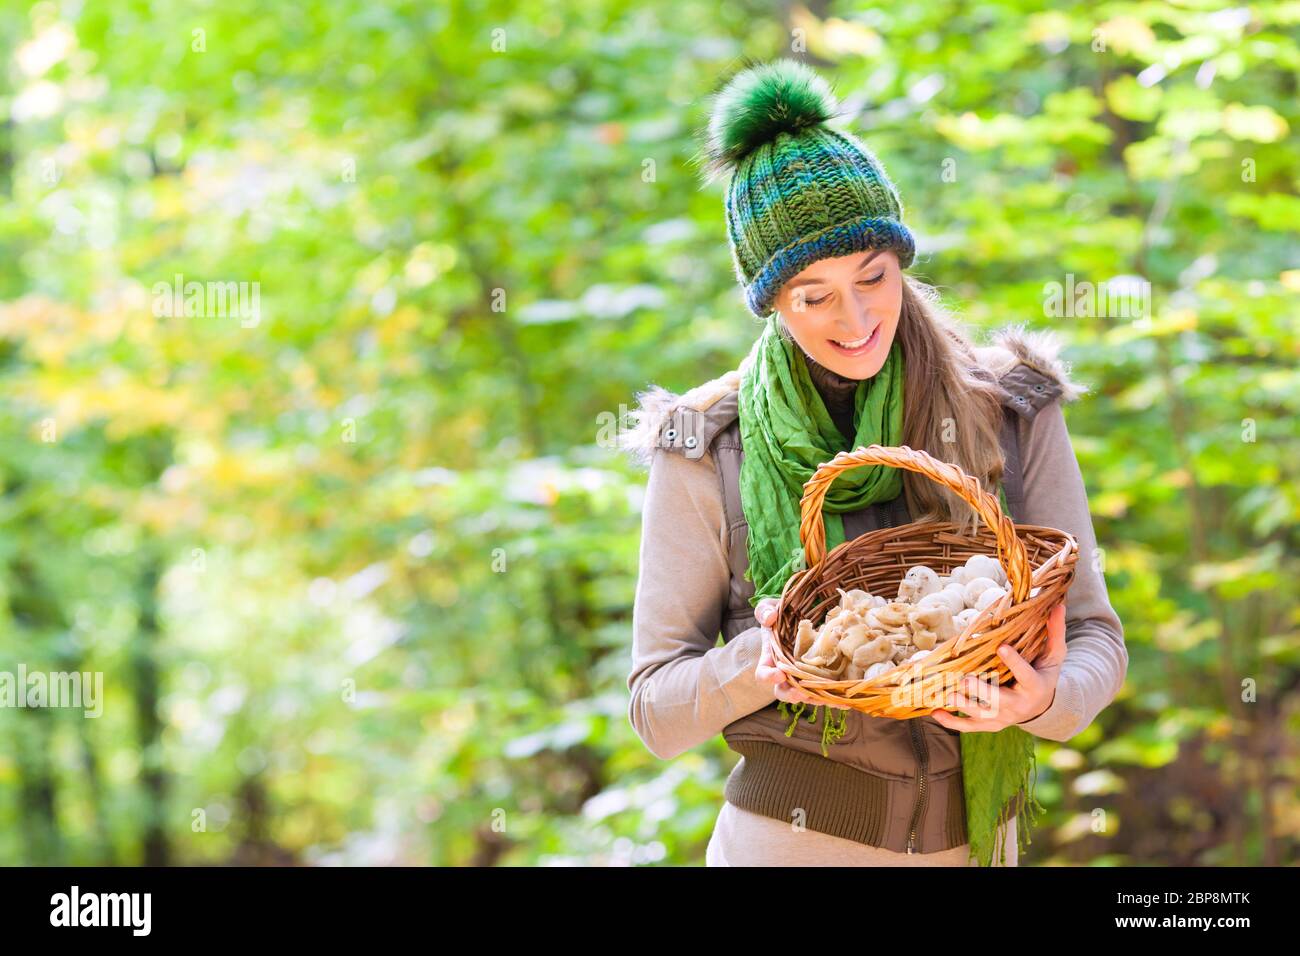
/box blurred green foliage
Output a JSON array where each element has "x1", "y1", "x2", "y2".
[{"x1": 0, "y1": 0, "x2": 1296, "y2": 865}]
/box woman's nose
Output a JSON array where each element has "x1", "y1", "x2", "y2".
[
  {"x1": 838, "y1": 292, "x2": 871, "y2": 323},
  {"x1": 836, "y1": 311, "x2": 871, "y2": 337}
]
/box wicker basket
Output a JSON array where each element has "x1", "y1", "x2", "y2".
[{"x1": 770, "y1": 443, "x2": 1079, "y2": 719}]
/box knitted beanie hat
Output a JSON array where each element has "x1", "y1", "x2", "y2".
[{"x1": 700, "y1": 58, "x2": 916, "y2": 319}]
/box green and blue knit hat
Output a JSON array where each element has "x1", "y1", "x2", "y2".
[{"x1": 701, "y1": 58, "x2": 916, "y2": 318}]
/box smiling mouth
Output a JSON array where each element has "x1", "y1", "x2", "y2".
[{"x1": 828, "y1": 326, "x2": 880, "y2": 355}]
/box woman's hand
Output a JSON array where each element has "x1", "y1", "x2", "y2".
[
  {"x1": 930, "y1": 602, "x2": 1067, "y2": 732},
  {"x1": 753, "y1": 598, "x2": 850, "y2": 710}
]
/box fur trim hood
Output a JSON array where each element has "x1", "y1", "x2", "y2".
[{"x1": 617, "y1": 323, "x2": 1089, "y2": 470}]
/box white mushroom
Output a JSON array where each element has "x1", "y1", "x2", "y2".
[
  {"x1": 918, "y1": 586, "x2": 965, "y2": 616},
  {"x1": 909, "y1": 606, "x2": 957, "y2": 643},
  {"x1": 897, "y1": 565, "x2": 942, "y2": 604},
  {"x1": 794, "y1": 619, "x2": 817, "y2": 658},
  {"x1": 868, "y1": 602, "x2": 912, "y2": 630},
  {"x1": 835, "y1": 588, "x2": 876, "y2": 617},
  {"x1": 852, "y1": 636, "x2": 894, "y2": 667},
  {"x1": 943, "y1": 582, "x2": 969, "y2": 607},
  {"x1": 964, "y1": 554, "x2": 1006, "y2": 586},
  {"x1": 822, "y1": 605, "x2": 852, "y2": 629},
  {"x1": 962, "y1": 576, "x2": 1001, "y2": 608},
  {"x1": 835, "y1": 610, "x2": 868, "y2": 633},
  {"x1": 837, "y1": 623, "x2": 873, "y2": 658},
  {"x1": 973, "y1": 585, "x2": 1008, "y2": 613},
  {"x1": 947, "y1": 565, "x2": 975, "y2": 586},
  {"x1": 803, "y1": 623, "x2": 843, "y2": 667}
]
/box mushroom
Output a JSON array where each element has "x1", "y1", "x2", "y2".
[
  {"x1": 947, "y1": 564, "x2": 975, "y2": 586},
  {"x1": 837, "y1": 622, "x2": 874, "y2": 658},
  {"x1": 918, "y1": 586, "x2": 965, "y2": 616},
  {"x1": 803, "y1": 623, "x2": 843, "y2": 667},
  {"x1": 867, "y1": 602, "x2": 912, "y2": 630},
  {"x1": 852, "y1": 635, "x2": 894, "y2": 668},
  {"x1": 865, "y1": 661, "x2": 895, "y2": 680},
  {"x1": 908, "y1": 606, "x2": 957, "y2": 649},
  {"x1": 821, "y1": 605, "x2": 851, "y2": 630},
  {"x1": 793, "y1": 619, "x2": 817, "y2": 658},
  {"x1": 973, "y1": 585, "x2": 1008, "y2": 613},
  {"x1": 962, "y1": 576, "x2": 1001, "y2": 608},
  {"x1": 831, "y1": 609, "x2": 867, "y2": 633},
  {"x1": 836, "y1": 587, "x2": 875, "y2": 613},
  {"x1": 909, "y1": 606, "x2": 961, "y2": 634},
  {"x1": 897, "y1": 565, "x2": 942, "y2": 604},
  {"x1": 963, "y1": 554, "x2": 1006, "y2": 586}
]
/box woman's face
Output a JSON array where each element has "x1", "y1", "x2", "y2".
[{"x1": 773, "y1": 248, "x2": 902, "y2": 380}]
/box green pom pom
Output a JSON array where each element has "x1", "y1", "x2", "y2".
[{"x1": 703, "y1": 58, "x2": 840, "y2": 179}]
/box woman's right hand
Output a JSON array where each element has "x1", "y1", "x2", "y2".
[{"x1": 753, "y1": 598, "x2": 849, "y2": 709}]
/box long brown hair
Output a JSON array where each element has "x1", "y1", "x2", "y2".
[{"x1": 776, "y1": 274, "x2": 1007, "y2": 537}]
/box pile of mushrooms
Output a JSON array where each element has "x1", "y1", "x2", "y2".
[{"x1": 790, "y1": 553, "x2": 1039, "y2": 684}]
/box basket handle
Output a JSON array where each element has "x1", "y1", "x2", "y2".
[{"x1": 795, "y1": 443, "x2": 1031, "y2": 602}]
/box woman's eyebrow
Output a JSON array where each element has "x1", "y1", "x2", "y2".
[{"x1": 854, "y1": 250, "x2": 882, "y2": 272}]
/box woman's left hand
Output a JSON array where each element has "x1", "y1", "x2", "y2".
[{"x1": 930, "y1": 602, "x2": 1067, "y2": 732}]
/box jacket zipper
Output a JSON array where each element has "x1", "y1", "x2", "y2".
[{"x1": 906, "y1": 718, "x2": 930, "y2": 854}]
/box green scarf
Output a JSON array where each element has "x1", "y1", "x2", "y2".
[{"x1": 736, "y1": 314, "x2": 1044, "y2": 866}]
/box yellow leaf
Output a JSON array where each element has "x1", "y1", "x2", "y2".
[
  {"x1": 1091, "y1": 490, "x2": 1130, "y2": 518},
  {"x1": 1154, "y1": 611, "x2": 1220, "y2": 653},
  {"x1": 1206, "y1": 715, "x2": 1234, "y2": 740},
  {"x1": 1026, "y1": 12, "x2": 1073, "y2": 44},
  {"x1": 1160, "y1": 309, "x2": 1198, "y2": 333},
  {"x1": 934, "y1": 111, "x2": 1026, "y2": 150},
  {"x1": 1096, "y1": 16, "x2": 1156, "y2": 55},
  {"x1": 822, "y1": 18, "x2": 882, "y2": 56},
  {"x1": 1223, "y1": 103, "x2": 1289, "y2": 142},
  {"x1": 1159, "y1": 468, "x2": 1190, "y2": 488}
]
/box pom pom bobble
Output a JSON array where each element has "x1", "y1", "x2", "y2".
[{"x1": 704, "y1": 58, "x2": 840, "y2": 180}]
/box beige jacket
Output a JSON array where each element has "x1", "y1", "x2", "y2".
[{"x1": 620, "y1": 325, "x2": 1128, "y2": 857}]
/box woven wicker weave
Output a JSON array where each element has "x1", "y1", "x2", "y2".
[{"x1": 770, "y1": 443, "x2": 1078, "y2": 719}]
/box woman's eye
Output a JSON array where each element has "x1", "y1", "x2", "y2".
[
  {"x1": 858, "y1": 272, "x2": 886, "y2": 286},
  {"x1": 805, "y1": 294, "x2": 829, "y2": 307}
]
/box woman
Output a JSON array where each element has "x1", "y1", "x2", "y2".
[{"x1": 621, "y1": 59, "x2": 1128, "y2": 866}]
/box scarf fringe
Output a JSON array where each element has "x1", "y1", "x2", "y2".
[
  {"x1": 969, "y1": 735, "x2": 1047, "y2": 867},
  {"x1": 777, "y1": 700, "x2": 850, "y2": 757}
]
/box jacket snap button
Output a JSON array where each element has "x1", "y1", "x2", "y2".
[
  {"x1": 1016, "y1": 395, "x2": 1027, "y2": 404},
  {"x1": 665, "y1": 428, "x2": 678, "y2": 441},
  {"x1": 1033, "y1": 383, "x2": 1044, "y2": 392},
  {"x1": 684, "y1": 435, "x2": 698, "y2": 449}
]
